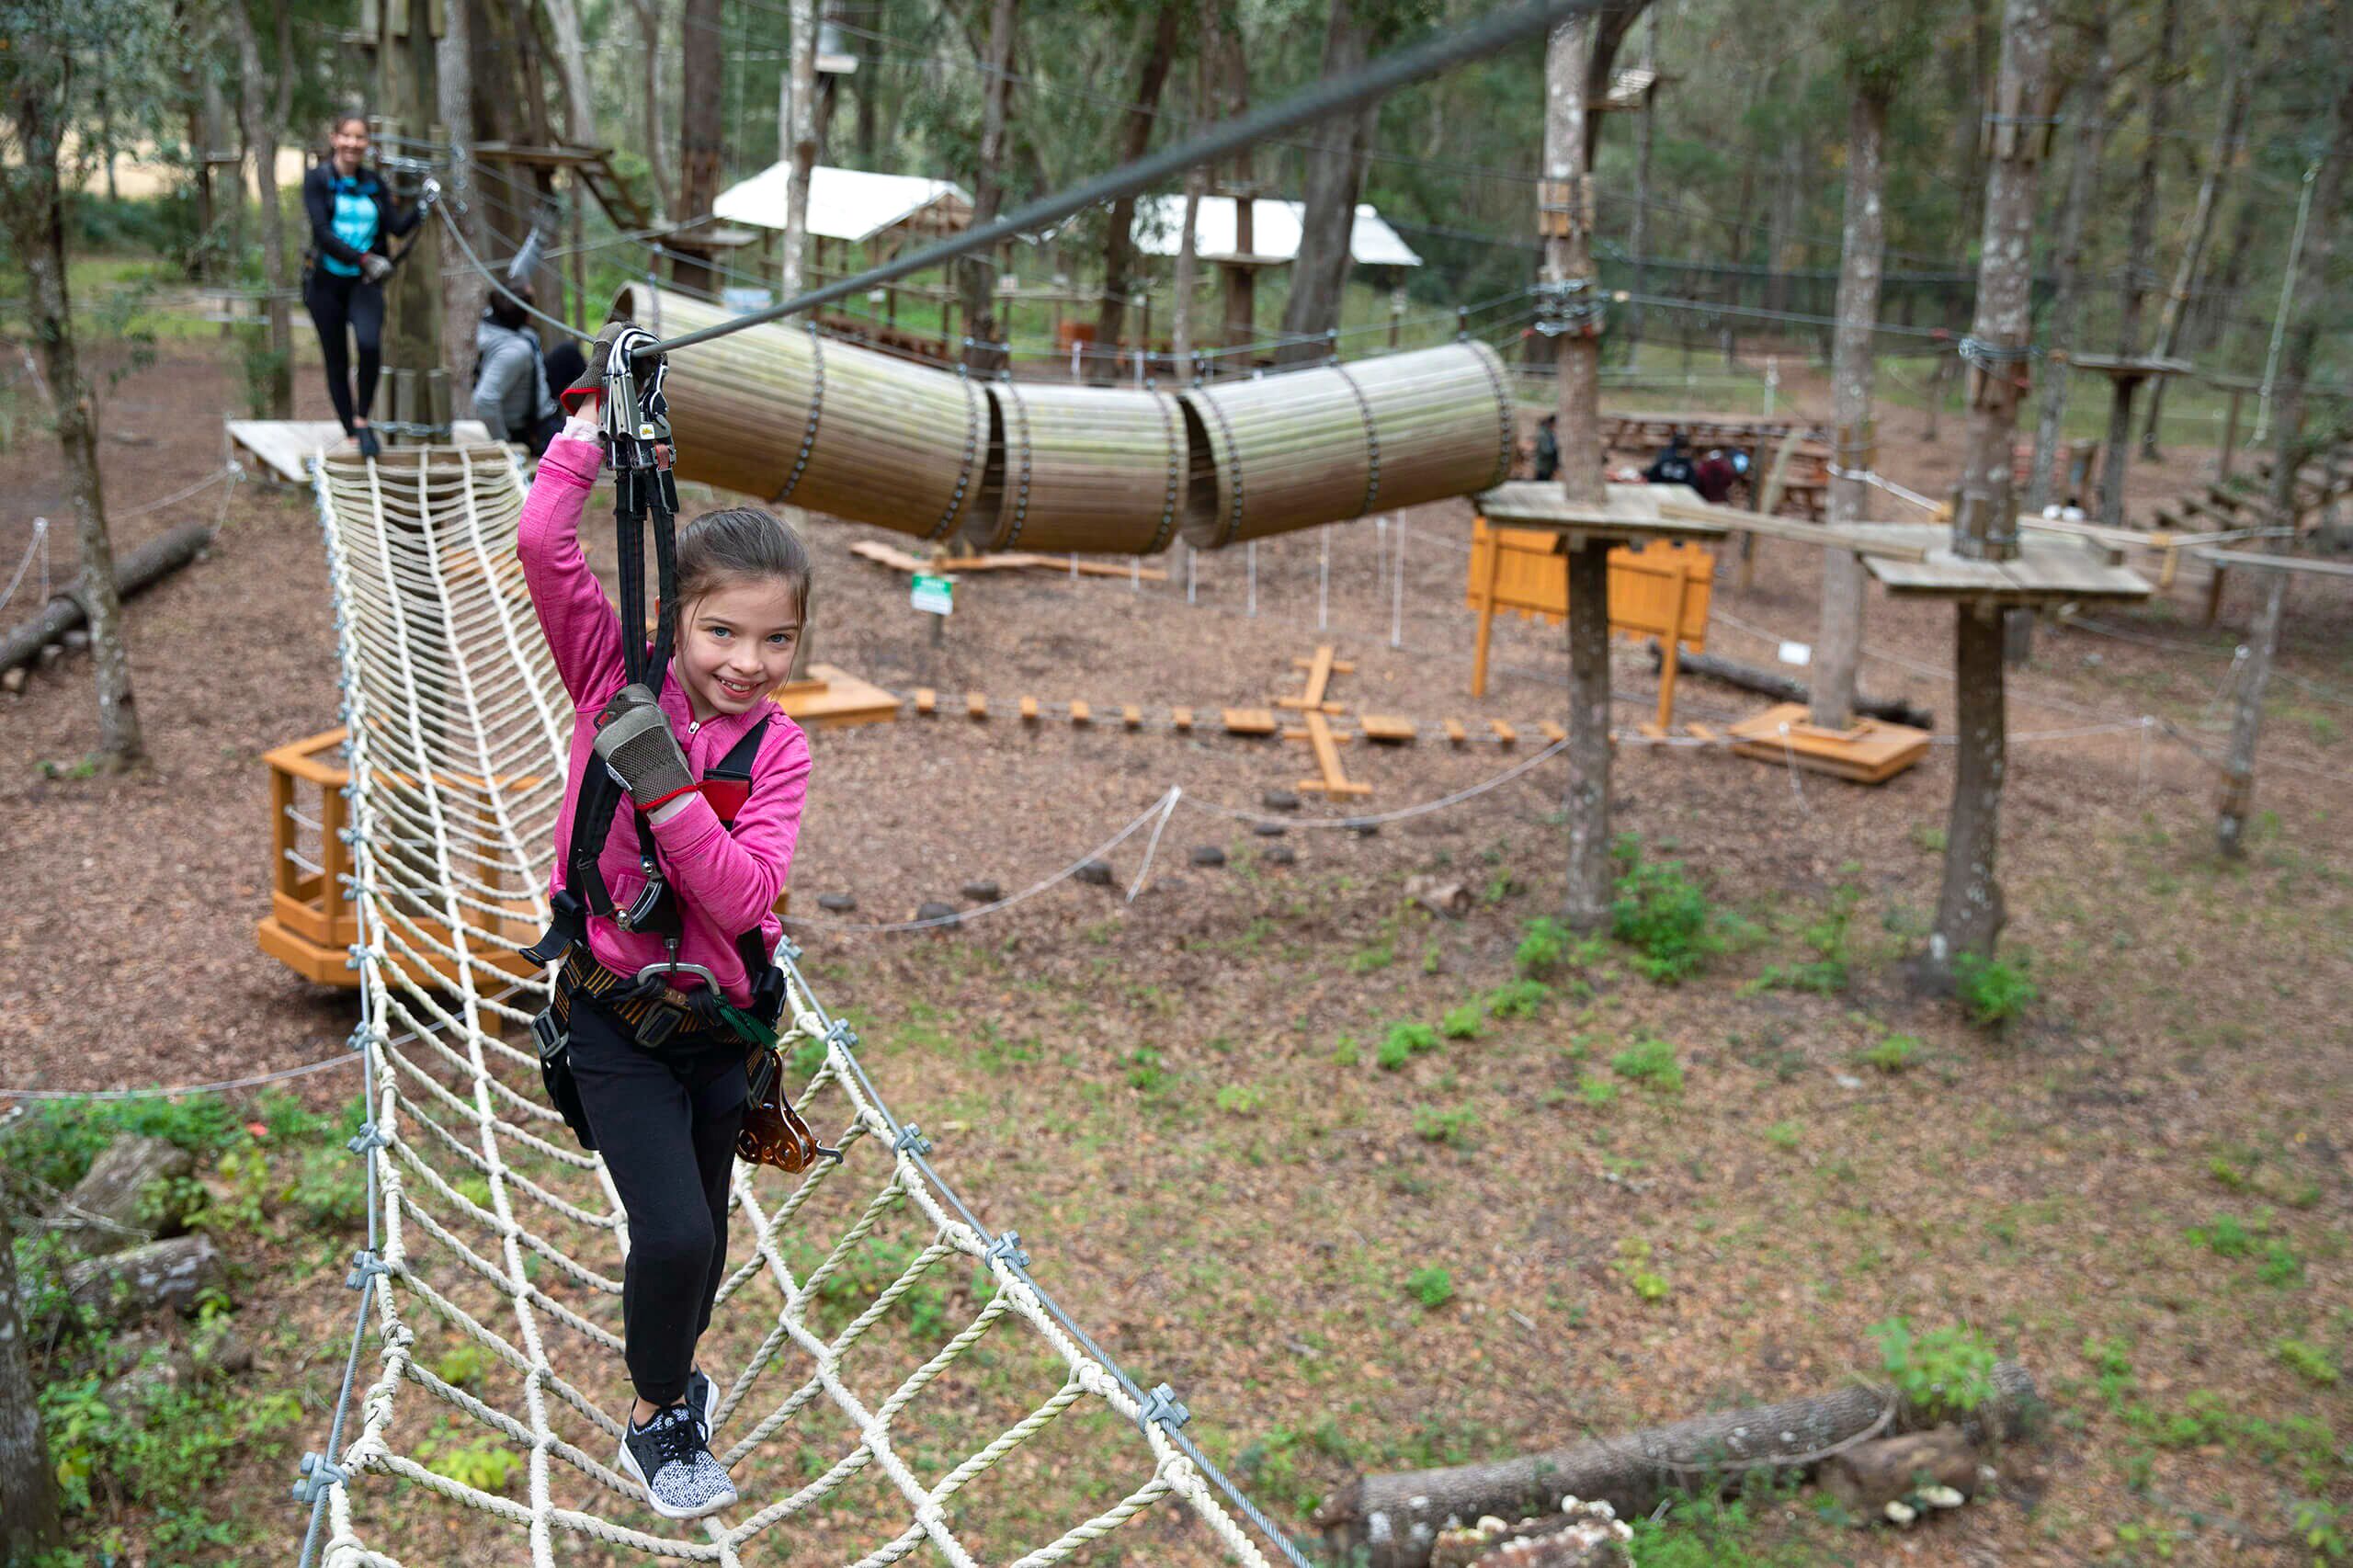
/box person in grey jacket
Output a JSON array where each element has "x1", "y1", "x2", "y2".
[{"x1": 475, "y1": 290, "x2": 563, "y2": 454}]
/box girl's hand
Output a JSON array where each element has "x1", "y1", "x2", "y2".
[{"x1": 561, "y1": 320, "x2": 632, "y2": 415}]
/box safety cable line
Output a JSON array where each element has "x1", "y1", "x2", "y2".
[{"x1": 637, "y1": 0, "x2": 1599, "y2": 360}]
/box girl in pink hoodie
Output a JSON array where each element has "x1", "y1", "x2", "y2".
[{"x1": 517, "y1": 350, "x2": 812, "y2": 1522}]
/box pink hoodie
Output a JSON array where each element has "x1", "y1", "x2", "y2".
[{"x1": 517, "y1": 436, "x2": 813, "y2": 1006}]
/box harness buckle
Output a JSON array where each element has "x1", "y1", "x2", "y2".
[{"x1": 616, "y1": 874, "x2": 669, "y2": 933}]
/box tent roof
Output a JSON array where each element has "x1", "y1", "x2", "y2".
[
  {"x1": 713, "y1": 164, "x2": 973, "y2": 244},
  {"x1": 1130, "y1": 197, "x2": 1423, "y2": 267}
]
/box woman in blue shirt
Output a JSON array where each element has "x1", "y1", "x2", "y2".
[{"x1": 302, "y1": 113, "x2": 421, "y2": 458}]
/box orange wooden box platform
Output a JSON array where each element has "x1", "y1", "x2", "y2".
[{"x1": 1723, "y1": 703, "x2": 1931, "y2": 784}]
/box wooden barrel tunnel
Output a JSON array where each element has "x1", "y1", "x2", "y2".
[{"x1": 614, "y1": 286, "x2": 1513, "y2": 554}]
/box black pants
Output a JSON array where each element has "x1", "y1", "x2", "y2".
[
  {"x1": 304, "y1": 267, "x2": 385, "y2": 435},
  {"x1": 567, "y1": 995, "x2": 747, "y2": 1407}
]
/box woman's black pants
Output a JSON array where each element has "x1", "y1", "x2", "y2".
[
  {"x1": 303, "y1": 268, "x2": 385, "y2": 435},
  {"x1": 566, "y1": 995, "x2": 747, "y2": 1408}
]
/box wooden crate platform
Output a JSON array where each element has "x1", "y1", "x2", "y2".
[
  {"x1": 1726, "y1": 703, "x2": 1930, "y2": 785},
  {"x1": 771, "y1": 664, "x2": 901, "y2": 727}
]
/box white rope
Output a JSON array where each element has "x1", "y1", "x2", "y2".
[{"x1": 299, "y1": 446, "x2": 1280, "y2": 1568}]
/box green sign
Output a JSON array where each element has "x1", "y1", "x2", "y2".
[{"x1": 910, "y1": 573, "x2": 954, "y2": 616}]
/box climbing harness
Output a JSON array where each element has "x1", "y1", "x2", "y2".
[{"x1": 519, "y1": 329, "x2": 832, "y2": 1169}]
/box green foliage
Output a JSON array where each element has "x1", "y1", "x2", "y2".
[
  {"x1": 433, "y1": 1343, "x2": 495, "y2": 1391},
  {"x1": 1750, "y1": 884, "x2": 1858, "y2": 994},
  {"x1": 1870, "y1": 1318, "x2": 1998, "y2": 1418},
  {"x1": 1484, "y1": 978, "x2": 1552, "y2": 1019},
  {"x1": 1514, "y1": 915, "x2": 1572, "y2": 977},
  {"x1": 40, "y1": 1369, "x2": 302, "y2": 1527},
  {"x1": 1377, "y1": 1020, "x2": 1439, "y2": 1071},
  {"x1": 1411, "y1": 1105, "x2": 1476, "y2": 1147},
  {"x1": 2276, "y1": 1339, "x2": 2340, "y2": 1388},
  {"x1": 415, "y1": 1422, "x2": 523, "y2": 1493},
  {"x1": 1214, "y1": 1083, "x2": 1265, "y2": 1117},
  {"x1": 1857, "y1": 1034, "x2": 1921, "y2": 1073},
  {"x1": 1347, "y1": 941, "x2": 1395, "y2": 974},
  {"x1": 1609, "y1": 846, "x2": 1720, "y2": 983},
  {"x1": 1609, "y1": 1037, "x2": 1684, "y2": 1094},
  {"x1": 1438, "y1": 1005, "x2": 1483, "y2": 1040},
  {"x1": 1951, "y1": 950, "x2": 2038, "y2": 1028},
  {"x1": 1763, "y1": 1119, "x2": 1802, "y2": 1152},
  {"x1": 1614, "y1": 1236, "x2": 1670, "y2": 1301},
  {"x1": 790, "y1": 1033, "x2": 829, "y2": 1078},
  {"x1": 1125, "y1": 1047, "x2": 1167, "y2": 1094},
  {"x1": 2295, "y1": 1499, "x2": 2348, "y2": 1563},
  {"x1": 1576, "y1": 1072, "x2": 1620, "y2": 1108},
  {"x1": 1629, "y1": 1477, "x2": 1809, "y2": 1568},
  {"x1": 2188, "y1": 1213, "x2": 2261, "y2": 1258},
  {"x1": 1330, "y1": 1034, "x2": 1361, "y2": 1067},
  {"x1": 1404, "y1": 1266, "x2": 1454, "y2": 1309},
  {"x1": 0, "y1": 1091, "x2": 244, "y2": 1194}
]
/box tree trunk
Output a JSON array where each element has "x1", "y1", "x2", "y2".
[
  {"x1": 0, "y1": 1203, "x2": 63, "y2": 1562},
  {"x1": 2140, "y1": 34, "x2": 2249, "y2": 459},
  {"x1": 232, "y1": 0, "x2": 297, "y2": 418},
  {"x1": 2191, "y1": 178, "x2": 2261, "y2": 358},
  {"x1": 635, "y1": 0, "x2": 672, "y2": 218},
  {"x1": 1813, "y1": 85, "x2": 1891, "y2": 731},
  {"x1": 1093, "y1": 1, "x2": 1181, "y2": 381},
  {"x1": 2023, "y1": 3, "x2": 2108, "y2": 517},
  {"x1": 541, "y1": 0, "x2": 597, "y2": 144},
  {"x1": 1927, "y1": 0, "x2": 2054, "y2": 984},
  {"x1": 1622, "y1": 9, "x2": 1659, "y2": 356},
  {"x1": 1545, "y1": 12, "x2": 1616, "y2": 931},
  {"x1": 958, "y1": 0, "x2": 1017, "y2": 376},
  {"x1": 1171, "y1": 51, "x2": 1203, "y2": 378},
  {"x1": 1278, "y1": 0, "x2": 1377, "y2": 365},
  {"x1": 2259, "y1": 30, "x2": 2352, "y2": 527},
  {"x1": 2094, "y1": 0, "x2": 2175, "y2": 527},
  {"x1": 674, "y1": 0, "x2": 723, "y2": 290},
  {"x1": 0, "y1": 144, "x2": 145, "y2": 767},
  {"x1": 438, "y1": 0, "x2": 483, "y2": 417},
  {"x1": 1317, "y1": 1362, "x2": 2040, "y2": 1568},
  {"x1": 1214, "y1": 17, "x2": 1255, "y2": 356},
  {"x1": 2215, "y1": 569, "x2": 2284, "y2": 858},
  {"x1": 780, "y1": 0, "x2": 817, "y2": 297}
]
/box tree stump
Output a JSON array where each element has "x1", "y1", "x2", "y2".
[
  {"x1": 63, "y1": 1235, "x2": 225, "y2": 1324},
  {"x1": 1819, "y1": 1426, "x2": 1981, "y2": 1522}
]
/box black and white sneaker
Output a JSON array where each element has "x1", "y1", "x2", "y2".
[{"x1": 619, "y1": 1402, "x2": 738, "y2": 1520}]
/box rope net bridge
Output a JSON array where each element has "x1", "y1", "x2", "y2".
[{"x1": 301, "y1": 445, "x2": 1291, "y2": 1568}]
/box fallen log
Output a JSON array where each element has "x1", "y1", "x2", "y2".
[
  {"x1": 0, "y1": 519, "x2": 214, "y2": 674},
  {"x1": 1647, "y1": 642, "x2": 1934, "y2": 731},
  {"x1": 1313, "y1": 1360, "x2": 2039, "y2": 1568}
]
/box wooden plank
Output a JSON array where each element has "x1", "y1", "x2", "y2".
[
  {"x1": 228, "y1": 420, "x2": 493, "y2": 483},
  {"x1": 1069, "y1": 699, "x2": 1091, "y2": 725},
  {"x1": 1360, "y1": 713, "x2": 1417, "y2": 743},
  {"x1": 1172, "y1": 707, "x2": 1195, "y2": 732},
  {"x1": 1488, "y1": 719, "x2": 1518, "y2": 746},
  {"x1": 1295, "y1": 711, "x2": 1372, "y2": 796},
  {"x1": 2192, "y1": 549, "x2": 2353, "y2": 578},
  {"x1": 1282, "y1": 645, "x2": 1337, "y2": 710},
  {"x1": 1222, "y1": 708, "x2": 1279, "y2": 736},
  {"x1": 1443, "y1": 719, "x2": 1468, "y2": 746},
  {"x1": 1122, "y1": 703, "x2": 1142, "y2": 729},
  {"x1": 1539, "y1": 721, "x2": 1567, "y2": 743},
  {"x1": 1726, "y1": 702, "x2": 1929, "y2": 784},
  {"x1": 1019, "y1": 696, "x2": 1040, "y2": 722},
  {"x1": 1474, "y1": 481, "x2": 1725, "y2": 541},
  {"x1": 915, "y1": 687, "x2": 938, "y2": 715},
  {"x1": 966, "y1": 691, "x2": 987, "y2": 719},
  {"x1": 1685, "y1": 722, "x2": 1720, "y2": 743},
  {"x1": 849, "y1": 540, "x2": 932, "y2": 574}
]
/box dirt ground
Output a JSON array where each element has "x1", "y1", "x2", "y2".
[{"x1": 3, "y1": 339, "x2": 2347, "y2": 1566}]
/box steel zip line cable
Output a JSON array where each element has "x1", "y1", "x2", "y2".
[{"x1": 636, "y1": 0, "x2": 1599, "y2": 360}]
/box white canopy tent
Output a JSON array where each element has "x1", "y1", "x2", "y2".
[
  {"x1": 714, "y1": 164, "x2": 973, "y2": 244},
  {"x1": 1129, "y1": 197, "x2": 1423, "y2": 267}
]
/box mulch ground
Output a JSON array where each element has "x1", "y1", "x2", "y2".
[{"x1": 3, "y1": 339, "x2": 2348, "y2": 1566}]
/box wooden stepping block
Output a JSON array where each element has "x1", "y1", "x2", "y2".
[
  {"x1": 1122, "y1": 704, "x2": 1142, "y2": 729},
  {"x1": 1360, "y1": 714, "x2": 1417, "y2": 744},
  {"x1": 1222, "y1": 708, "x2": 1279, "y2": 736},
  {"x1": 1069, "y1": 700, "x2": 1091, "y2": 725},
  {"x1": 967, "y1": 691, "x2": 988, "y2": 719},
  {"x1": 1019, "y1": 696, "x2": 1040, "y2": 722},
  {"x1": 1725, "y1": 702, "x2": 1929, "y2": 784},
  {"x1": 1443, "y1": 719, "x2": 1468, "y2": 746},
  {"x1": 1539, "y1": 721, "x2": 1567, "y2": 743},
  {"x1": 915, "y1": 687, "x2": 938, "y2": 715},
  {"x1": 1489, "y1": 720, "x2": 1518, "y2": 746},
  {"x1": 1173, "y1": 707, "x2": 1195, "y2": 732}
]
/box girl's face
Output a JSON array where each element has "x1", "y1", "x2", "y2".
[
  {"x1": 331, "y1": 119, "x2": 369, "y2": 174},
  {"x1": 672, "y1": 577, "x2": 802, "y2": 722}
]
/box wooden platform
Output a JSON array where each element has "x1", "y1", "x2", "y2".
[
  {"x1": 770, "y1": 664, "x2": 901, "y2": 727},
  {"x1": 1861, "y1": 527, "x2": 2152, "y2": 606},
  {"x1": 1473, "y1": 481, "x2": 1728, "y2": 551},
  {"x1": 228, "y1": 420, "x2": 495, "y2": 483},
  {"x1": 848, "y1": 540, "x2": 1168, "y2": 581},
  {"x1": 1726, "y1": 703, "x2": 1931, "y2": 784}
]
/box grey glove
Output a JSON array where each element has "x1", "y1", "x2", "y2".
[
  {"x1": 358, "y1": 253, "x2": 393, "y2": 284},
  {"x1": 592, "y1": 684, "x2": 694, "y2": 810}
]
